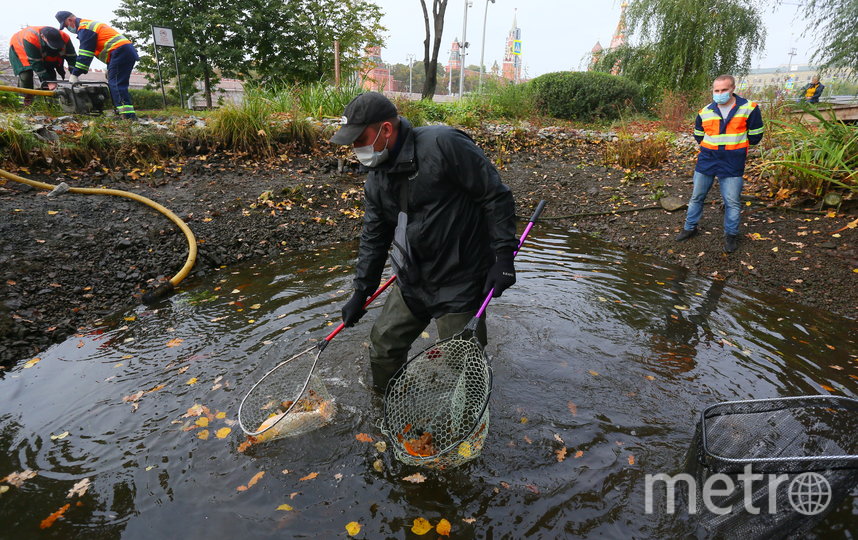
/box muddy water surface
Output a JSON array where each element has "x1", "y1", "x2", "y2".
[{"x1": 1, "y1": 227, "x2": 856, "y2": 538}]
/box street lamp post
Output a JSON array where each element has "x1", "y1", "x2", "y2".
[
  {"x1": 407, "y1": 54, "x2": 415, "y2": 95},
  {"x1": 458, "y1": 0, "x2": 472, "y2": 97},
  {"x1": 479, "y1": 0, "x2": 495, "y2": 92}
]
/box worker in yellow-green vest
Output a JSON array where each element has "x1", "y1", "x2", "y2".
[{"x1": 56, "y1": 11, "x2": 139, "y2": 120}]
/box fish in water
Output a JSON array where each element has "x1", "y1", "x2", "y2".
[{"x1": 251, "y1": 399, "x2": 335, "y2": 443}]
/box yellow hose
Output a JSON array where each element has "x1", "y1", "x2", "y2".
[
  {"x1": 0, "y1": 84, "x2": 56, "y2": 97},
  {"x1": 0, "y1": 168, "x2": 197, "y2": 303}
]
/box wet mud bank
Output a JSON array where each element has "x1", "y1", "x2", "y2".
[{"x1": 1, "y1": 133, "x2": 856, "y2": 367}]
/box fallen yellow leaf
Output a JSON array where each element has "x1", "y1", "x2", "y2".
[
  {"x1": 436, "y1": 518, "x2": 452, "y2": 536},
  {"x1": 186, "y1": 377, "x2": 198, "y2": 385},
  {"x1": 215, "y1": 411, "x2": 227, "y2": 419},
  {"x1": 299, "y1": 472, "x2": 318, "y2": 481},
  {"x1": 195, "y1": 417, "x2": 209, "y2": 427},
  {"x1": 197, "y1": 429, "x2": 210, "y2": 440},
  {"x1": 588, "y1": 370, "x2": 599, "y2": 376},
  {"x1": 165, "y1": 338, "x2": 184, "y2": 348},
  {"x1": 216, "y1": 427, "x2": 231, "y2": 439},
  {"x1": 645, "y1": 375, "x2": 655, "y2": 381},
  {"x1": 23, "y1": 357, "x2": 41, "y2": 369},
  {"x1": 277, "y1": 503, "x2": 293, "y2": 511},
  {"x1": 345, "y1": 521, "x2": 361, "y2": 536},
  {"x1": 412, "y1": 517, "x2": 433, "y2": 535},
  {"x1": 50, "y1": 431, "x2": 70, "y2": 440}
]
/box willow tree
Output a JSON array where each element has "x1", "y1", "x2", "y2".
[
  {"x1": 595, "y1": 0, "x2": 765, "y2": 99},
  {"x1": 803, "y1": 0, "x2": 858, "y2": 72}
]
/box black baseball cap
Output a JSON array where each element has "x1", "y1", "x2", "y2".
[
  {"x1": 56, "y1": 11, "x2": 75, "y2": 30},
  {"x1": 40, "y1": 27, "x2": 66, "y2": 51},
  {"x1": 330, "y1": 92, "x2": 398, "y2": 145}
]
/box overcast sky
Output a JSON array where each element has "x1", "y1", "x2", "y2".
[{"x1": 4, "y1": 1, "x2": 819, "y2": 77}]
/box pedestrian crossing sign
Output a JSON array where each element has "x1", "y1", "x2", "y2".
[{"x1": 513, "y1": 40, "x2": 522, "y2": 55}]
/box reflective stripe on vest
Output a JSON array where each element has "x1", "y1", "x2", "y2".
[
  {"x1": 78, "y1": 20, "x2": 131, "y2": 63},
  {"x1": 699, "y1": 101, "x2": 756, "y2": 151}
]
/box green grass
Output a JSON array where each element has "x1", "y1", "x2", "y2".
[
  {"x1": 0, "y1": 114, "x2": 46, "y2": 163},
  {"x1": 761, "y1": 106, "x2": 858, "y2": 195}
]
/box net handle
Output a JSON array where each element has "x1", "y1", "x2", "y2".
[
  {"x1": 319, "y1": 274, "x2": 398, "y2": 351},
  {"x1": 471, "y1": 200, "x2": 547, "y2": 325}
]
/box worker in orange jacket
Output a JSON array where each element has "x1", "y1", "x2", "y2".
[
  {"x1": 56, "y1": 11, "x2": 139, "y2": 119},
  {"x1": 8, "y1": 26, "x2": 75, "y2": 105}
]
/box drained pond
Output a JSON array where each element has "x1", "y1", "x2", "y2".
[{"x1": 1, "y1": 227, "x2": 856, "y2": 538}]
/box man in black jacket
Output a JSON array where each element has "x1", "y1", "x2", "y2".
[{"x1": 330, "y1": 92, "x2": 518, "y2": 391}]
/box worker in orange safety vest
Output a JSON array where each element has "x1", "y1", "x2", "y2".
[{"x1": 56, "y1": 11, "x2": 139, "y2": 119}]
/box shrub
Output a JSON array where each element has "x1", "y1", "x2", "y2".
[
  {"x1": 761, "y1": 108, "x2": 858, "y2": 195},
  {"x1": 530, "y1": 71, "x2": 643, "y2": 122},
  {"x1": 469, "y1": 80, "x2": 537, "y2": 120},
  {"x1": 129, "y1": 88, "x2": 180, "y2": 110},
  {"x1": 610, "y1": 130, "x2": 674, "y2": 169}
]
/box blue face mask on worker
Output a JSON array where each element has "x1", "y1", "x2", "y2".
[
  {"x1": 713, "y1": 91, "x2": 731, "y2": 105},
  {"x1": 354, "y1": 127, "x2": 389, "y2": 167}
]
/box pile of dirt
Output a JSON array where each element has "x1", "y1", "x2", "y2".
[{"x1": 1, "y1": 130, "x2": 855, "y2": 368}]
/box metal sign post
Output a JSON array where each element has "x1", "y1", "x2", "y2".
[{"x1": 151, "y1": 25, "x2": 184, "y2": 109}]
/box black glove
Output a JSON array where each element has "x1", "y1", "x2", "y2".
[
  {"x1": 483, "y1": 248, "x2": 516, "y2": 298},
  {"x1": 342, "y1": 291, "x2": 369, "y2": 327}
]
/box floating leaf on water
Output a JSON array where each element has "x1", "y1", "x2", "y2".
[
  {"x1": 420, "y1": 331, "x2": 430, "y2": 338},
  {"x1": 412, "y1": 517, "x2": 433, "y2": 535},
  {"x1": 597, "y1": 296, "x2": 608, "y2": 302},
  {"x1": 403, "y1": 473, "x2": 426, "y2": 484},
  {"x1": 345, "y1": 521, "x2": 361, "y2": 536},
  {"x1": 567, "y1": 401, "x2": 577, "y2": 416},
  {"x1": 574, "y1": 450, "x2": 584, "y2": 458},
  {"x1": 556, "y1": 447, "x2": 568, "y2": 462},
  {"x1": 184, "y1": 404, "x2": 206, "y2": 417},
  {"x1": 645, "y1": 375, "x2": 655, "y2": 381},
  {"x1": 463, "y1": 517, "x2": 476, "y2": 524},
  {"x1": 195, "y1": 417, "x2": 209, "y2": 427},
  {"x1": 197, "y1": 429, "x2": 210, "y2": 440},
  {"x1": 186, "y1": 377, "x2": 198, "y2": 385},
  {"x1": 374, "y1": 441, "x2": 387, "y2": 453},
  {"x1": 250, "y1": 304, "x2": 262, "y2": 310},
  {"x1": 50, "y1": 431, "x2": 70, "y2": 440},
  {"x1": 553, "y1": 433, "x2": 564, "y2": 443},
  {"x1": 0, "y1": 486, "x2": 9, "y2": 495},
  {"x1": 436, "y1": 518, "x2": 452, "y2": 536},
  {"x1": 628, "y1": 454, "x2": 636, "y2": 465},
  {"x1": 355, "y1": 433, "x2": 373, "y2": 443},
  {"x1": 820, "y1": 384, "x2": 837, "y2": 393},
  {"x1": 299, "y1": 472, "x2": 318, "y2": 481},
  {"x1": 277, "y1": 503, "x2": 293, "y2": 511},
  {"x1": 372, "y1": 459, "x2": 383, "y2": 473},
  {"x1": 673, "y1": 305, "x2": 689, "y2": 311},
  {"x1": 23, "y1": 358, "x2": 41, "y2": 369},
  {"x1": 145, "y1": 466, "x2": 155, "y2": 471},
  {"x1": 2, "y1": 469, "x2": 37, "y2": 487},
  {"x1": 215, "y1": 411, "x2": 227, "y2": 419},
  {"x1": 165, "y1": 338, "x2": 184, "y2": 348},
  {"x1": 588, "y1": 370, "x2": 599, "y2": 377},
  {"x1": 216, "y1": 428, "x2": 231, "y2": 439},
  {"x1": 236, "y1": 471, "x2": 265, "y2": 491},
  {"x1": 67, "y1": 478, "x2": 91, "y2": 498},
  {"x1": 520, "y1": 417, "x2": 528, "y2": 424}
]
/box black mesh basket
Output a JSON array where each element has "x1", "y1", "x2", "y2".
[
  {"x1": 697, "y1": 395, "x2": 858, "y2": 474},
  {"x1": 679, "y1": 395, "x2": 858, "y2": 539}
]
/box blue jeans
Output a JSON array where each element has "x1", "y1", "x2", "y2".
[{"x1": 683, "y1": 171, "x2": 743, "y2": 236}]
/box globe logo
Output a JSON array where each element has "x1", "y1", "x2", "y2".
[{"x1": 788, "y1": 472, "x2": 832, "y2": 516}]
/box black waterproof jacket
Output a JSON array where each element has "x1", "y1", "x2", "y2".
[{"x1": 353, "y1": 118, "x2": 517, "y2": 310}]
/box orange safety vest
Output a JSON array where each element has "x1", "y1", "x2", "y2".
[
  {"x1": 10, "y1": 26, "x2": 44, "y2": 68},
  {"x1": 697, "y1": 99, "x2": 759, "y2": 151},
  {"x1": 77, "y1": 19, "x2": 131, "y2": 63}
]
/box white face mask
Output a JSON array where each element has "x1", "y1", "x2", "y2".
[{"x1": 354, "y1": 126, "x2": 389, "y2": 167}]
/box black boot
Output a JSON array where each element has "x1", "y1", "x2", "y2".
[
  {"x1": 724, "y1": 234, "x2": 738, "y2": 253},
  {"x1": 675, "y1": 227, "x2": 698, "y2": 242}
]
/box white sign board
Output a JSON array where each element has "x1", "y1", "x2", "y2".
[{"x1": 152, "y1": 26, "x2": 175, "y2": 48}]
